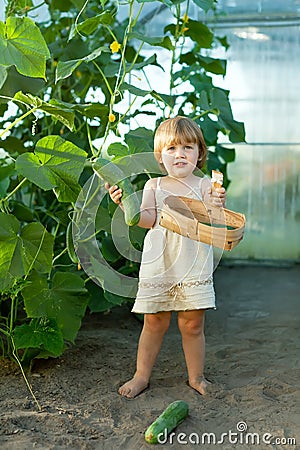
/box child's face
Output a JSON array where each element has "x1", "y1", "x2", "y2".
[{"x1": 161, "y1": 141, "x2": 199, "y2": 178}]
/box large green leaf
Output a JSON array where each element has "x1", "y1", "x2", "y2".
[
  {"x1": 106, "y1": 142, "x2": 129, "y2": 158},
  {"x1": 186, "y1": 21, "x2": 213, "y2": 48},
  {"x1": 0, "y1": 66, "x2": 45, "y2": 100},
  {"x1": 125, "y1": 128, "x2": 154, "y2": 154},
  {"x1": 13, "y1": 317, "x2": 64, "y2": 357},
  {"x1": 22, "y1": 271, "x2": 90, "y2": 343},
  {"x1": 15, "y1": 135, "x2": 87, "y2": 202},
  {"x1": 55, "y1": 47, "x2": 107, "y2": 83},
  {"x1": 0, "y1": 17, "x2": 50, "y2": 79},
  {"x1": 14, "y1": 92, "x2": 75, "y2": 130},
  {"x1": 14, "y1": 92, "x2": 105, "y2": 128},
  {"x1": 211, "y1": 88, "x2": 246, "y2": 142},
  {"x1": 0, "y1": 213, "x2": 54, "y2": 291}
]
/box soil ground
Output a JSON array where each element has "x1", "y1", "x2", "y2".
[{"x1": 0, "y1": 264, "x2": 299, "y2": 450}]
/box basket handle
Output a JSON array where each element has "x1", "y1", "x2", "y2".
[{"x1": 186, "y1": 217, "x2": 199, "y2": 240}]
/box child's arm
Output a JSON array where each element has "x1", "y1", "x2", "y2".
[
  {"x1": 201, "y1": 177, "x2": 226, "y2": 208},
  {"x1": 105, "y1": 178, "x2": 157, "y2": 229}
]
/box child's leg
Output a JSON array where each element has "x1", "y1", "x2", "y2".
[
  {"x1": 177, "y1": 309, "x2": 210, "y2": 395},
  {"x1": 119, "y1": 311, "x2": 172, "y2": 398}
]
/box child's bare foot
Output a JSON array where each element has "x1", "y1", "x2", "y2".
[
  {"x1": 118, "y1": 375, "x2": 149, "y2": 398},
  {"x1": 188, "y1": 376, "x2": 211, "y2": 395}
]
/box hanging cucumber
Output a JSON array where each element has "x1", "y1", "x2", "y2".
[
  {"x1": 145, "y1": 400, "x2": 189, "y2": 444},
  {"x1": 66, "y1": 221, "x2": 79, "y2": 264},
  {"x1": 93, "y1": 157, "x2": 140, "y2": 227}
]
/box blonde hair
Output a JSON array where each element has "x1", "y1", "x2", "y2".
[{"x1": 154, "y1": 116, "x2": 207, "y2": 169}]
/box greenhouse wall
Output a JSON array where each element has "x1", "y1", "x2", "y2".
[{"x1": 211, "y1": 14, "x2": 300, "y2": 260}]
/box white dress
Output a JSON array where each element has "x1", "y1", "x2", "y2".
[{"x1": 131, "y1": 177, "x2": 216, "y2": 314}]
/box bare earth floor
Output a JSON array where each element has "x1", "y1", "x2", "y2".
[{"x1": 0, "y1": 265, "x2": 299, "y2": 450}]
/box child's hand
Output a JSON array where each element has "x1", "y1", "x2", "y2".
[
  {"x1": 208, "y1": 186, "x2": 226, "y2": 208},
  {"x1": 105, "y1": 182, "x2": 123, "y2": 204}
]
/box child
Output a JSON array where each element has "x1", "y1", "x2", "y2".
[{"x1": 106, "y1": 116, "x2": 226, "y2": 398}]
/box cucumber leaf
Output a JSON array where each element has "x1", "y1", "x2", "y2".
[
  {"x1": 0, "y1": 17, "x2": 50, "y2": 79},
  {"x1": 14, "y1": 92, "x2": 75, "y2": 131},
  {"x1": 13, "y1": 317, "x2": 64, "y2": 357},
  {"x1": 0, "y1": 214, "x2": 54, "y2": 291},
  {"x1": 55, "y1": 47, "x2": 106, "y2": 82},
  {"x1": 22, "y1": 271, "x2": 90, "y2": 343},
  {"x1": 15, "y1": 135, "x2": 87, "y2": 202}
]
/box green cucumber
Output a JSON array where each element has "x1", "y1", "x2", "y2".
[
  {"x1": 66, "y1": 221, "x2": 79, "y2": 264},
  {"x1": 145, "y1": 400, "x2": 189, "y2": 444},
  {"x1": 93, "y1": 157, "x2": 140, "y2": 226}
]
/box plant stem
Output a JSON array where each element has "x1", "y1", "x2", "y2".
[
  {"x1": 86, "y1": 120, "x2": 97, "y2": 157},
  {"x1": 9, "y1": 296, "x2": 16, "y2": 334},
  {"x1": 0, "y1": 107, "x2": 37, "y2": 139},
  {"x1": 12, "y1": 339, "x2": 42, "y2": 411},
  {"x1": 118, "y1": 96, "x2": 138, "y2": 122},
  {"x1": 52, "y1": 247, "x2": 68, "y2": 264},
  {"x1": 193, "y1": 109, "x2": 218, "y2": 120},
  {"x1": 24, "y1": 228, "x2": 47, "y2": 281},
  {"x1": 92, "y1": 61, "x2": 113, "y2": 96},
  {"x1": 3, "y1": 178, "x2": 27, "y2": 202},
  {"x1": 111, "y1": 1, "x2": 144, "y2": 112},
  {"x1": 74, "y1": 0, "x2": 89, "y2": 38}
]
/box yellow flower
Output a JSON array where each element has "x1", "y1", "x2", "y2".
[
  {"x1": 182, "y1": 27, "x2": 189, "y2": 33},
  {"x1": 108, "y1": 113, "x2": 116, "y2": 123},
  {"x1": 110, "y1": 40, "x2": 121, "y2": 54},
  {"x1": 182, "y1": 13, "x2": 189, "y2": 23}
]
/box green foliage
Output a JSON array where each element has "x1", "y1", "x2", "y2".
[
  {"x1": 16, "y1": 135, "x2": 87, "y2": 201},
  {"x1": 0, "y1": 17, "x2": 50, "y2": 79},
  {"x1": 0, "y1": 213, "x2": 54, "y2": 291},
  {"x1": 22, "y1": 271, "x2": 89, "y2": 343},
  {"x1": 14, "y1": 317, "x2": 64, "y2": 358},
  {"x1": 0, "y1": 0, "x2": 245, "y2": 372}
]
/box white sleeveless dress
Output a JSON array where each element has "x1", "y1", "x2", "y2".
[{"x1": 131, "y1": 177, "x2": 216, "y2": 314}]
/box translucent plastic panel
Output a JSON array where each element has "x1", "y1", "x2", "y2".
[
  {"x1": 223, "y1": 144, "x2": 300, "y2": 260},
  {"x1": 216, "y1": 0, "x2": 300, "y2": 15},
  {"x1": 212, "y1": 24, "x2": 300, "y2": 260}
]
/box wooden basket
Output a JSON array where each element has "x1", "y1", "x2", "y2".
[{"x1": 159, "y1": 196, "x2": 246, "y2": 251}]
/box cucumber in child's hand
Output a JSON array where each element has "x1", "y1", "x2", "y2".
[
  {"x1": 93, "y1": 157, "x2": 140, "y2": 226},
  {"x1": 145, "y1": 400, "x2": 189, "y2": 444}
]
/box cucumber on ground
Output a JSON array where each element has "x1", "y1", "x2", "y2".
[
  {"x1": 92, "y1": 157, "x2": 140, "y2": 226},
  {"x1": 145, "y1": 400, "x2": 189, "y2": 444}
]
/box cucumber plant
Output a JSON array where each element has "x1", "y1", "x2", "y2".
[{"x1": 0, "y1": 0, "x2": 244, "y2": 386}]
